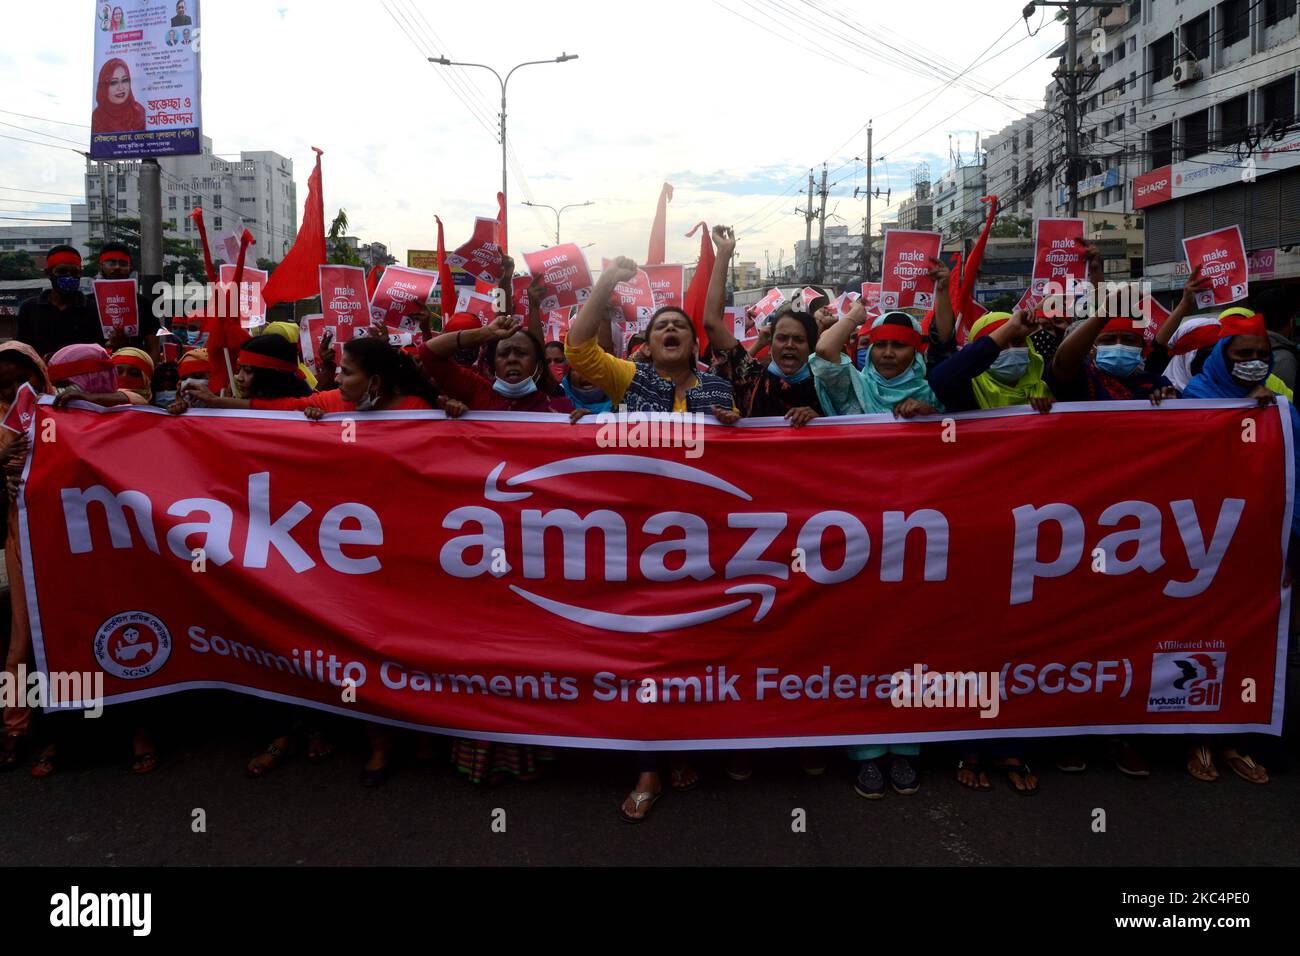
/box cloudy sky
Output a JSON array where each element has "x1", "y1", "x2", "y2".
[{"x1": 3, "y1": 0, "x2": 1064, "y2": 271}]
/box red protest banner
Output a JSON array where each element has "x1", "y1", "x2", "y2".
[
  {"x1": 1030, "y1": 218, "x2": 1087, "y2": 295},
  {"x1": 447, "y1": 217, "x2": 504, "y2": 284},
  {"x1": 860, "y1": 282, "x2": 882, "y2": 315},
  {"x1": 727, "y1": 306, "x2": 758, "y2": 345},
  {"x1": 22, "y1": 401, "x2": 1289, "y2": 746},
  {"x1": 318, "y1": 264, "x2": 370, "y2": 343},
  {"x1": 455, "y1": 288, "x2": 497, "y2": 326},
  {"x1": 880, "y1": 230, "x2": 941, "y2": 311},
  {"x1": 218, "y1": 265, "x2": 268, "y2": 330},
  {"x1": 0, "y1": 383, "x2": 38, "y2": 435},
  {"x1": 750, "y1": 288, "x2": 786, "y2": 326},
  {"x1": 93, "y1": 278, "x2": 140, "y2": 338},
  {"x1": 521, "y1": 244, "x2": 594, "y2": 311},
  {"x1": 299, "y1": 314, "x2": 326, "y2": 374},
  {"x1": 544, "y1": 307, "x2": 574, "y2": 344},
  {"x1": 369, "y1": 265, "x2": 437, "y2": 328},
  {"x1": 644, "y1": 264, "x2": 685, "y2": 311},
  {"x1": 1183, "y1": 226, "x2": 1250, "y2": 309},
  {"x1": 602, "y1": 260, "x2": 655, "y2": 327}
]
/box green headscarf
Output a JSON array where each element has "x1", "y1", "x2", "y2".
[{"x1": 967, "y1": 312, "x2": 1052, "y2": 409}]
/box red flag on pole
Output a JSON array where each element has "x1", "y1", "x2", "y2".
[
  {"x1": 496, "y1": 192, "x2": 508, "y2": 255},
  {"x1": 366, "y1": 266, "x2": 384, "y2": 299},
  {"x1": 646, "y1": 183, "x2": 674, "y2": 266},
  {"x1": 204, "y1": 229, "x2": 255, "y2": 396},
  {"x1": 262, "y1": 148, "x2": 326, "y2": 308},
  {"x1": 681, "y1": 220, "x2": 713, "y2": 353},
  {"x1": 435, "y1": 215, "x2": 456, "y2": 320},
  {"x1": 954, "y1": 195, "x2": 999, "y2": 340},
  {"x1": 189, "y1": 207, "x2": 217, "y2": 282}
]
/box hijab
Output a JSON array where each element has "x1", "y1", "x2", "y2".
[
  {"x1": 968, "y1": 311, "x2": 1051, "y2": 409},
  {"x1": 47, "y1": 343, "x2": 117, "y2": 394},
  {"x1": 1165, "y1": 317, "x2": 1219, "y2": 392},
  {"x1": 827, "y1": 313, "x2": 941, "y2": 414},
  {"x1": 0, "y1": 341, "x2": 54, "y2": 409},
  {"x1": 111, "y1": 347, "x2": 155, "y2": 402},
  {"x1": 562, "y1": 372, "x2": 613, "y2": 414},
  {"x1": 91, "y1": 58, "x2": 146, "y2": 134},
  {"x1": 264, "y1": 320, "x2": 318, "y2": 389}
]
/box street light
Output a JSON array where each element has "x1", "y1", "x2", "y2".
[
  {"x1": 429, "y1": 52, "x2": 578, "y2": 252},
  {"x1": 522, "y1": 200, "x2": 595, "y2": 246}
]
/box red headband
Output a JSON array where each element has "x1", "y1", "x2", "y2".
[
  {"x1": 867, "y1": 323, "x2": 923, "y2": 349},
  {"x1": 238, "y1": 350, "x2": 302, "y2": 376},
  {"x1": 47, "y1": 358, "x2": 113, "y2": 381},
  {"x1": 47, "y1": 250, "x2": 82, "y2": 269},
  {"x1": 1218, "y1": 312, "x2": 1267, "y2": 340},
  {"x1": 1170, "y1": 324, "x2": 1222, "y2": 356},
  {"x1": 98, "y1": 252, "x2": 131, "y2": 266},
  {"x1": 1100, "y1": 317, "x2": 1150, "y2": 338},
  {"x1": 112, "y1": 354, "x2": 153, "y2": 378},
  {"x1": 177, "y1": 355, "x2": 211, "y2": 376}
]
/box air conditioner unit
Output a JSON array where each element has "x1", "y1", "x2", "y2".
[{"x1": 1173, "y1": 58, "x2": 1202, "y2": 86}]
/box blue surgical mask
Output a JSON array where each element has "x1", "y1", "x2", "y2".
[
  {"x1": 1094, "y1": 344, "x2": 1143, "y2": 378},
  {"x1": 492, "y1": 376, "x2": 539, "y2": 398},
  {"x1": 988, "y1": 347, "x2": 1029, "y2": 383},
  {"x1": 855, "y1": 348, "x2": 869, "y2": 369},
  {"x1": 766, "y1": 361, "x2": 811, "y2": 384},
  {"x1": 152, "y1": 390, "x2": 177, "y2": 407},
  {"x1": 53, "y1": 275, "x2": 81, "y2": 294}
]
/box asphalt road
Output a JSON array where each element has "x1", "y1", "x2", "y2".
[{"x1": 1, "y1": 666, "x2": 1297, "y2": 867}]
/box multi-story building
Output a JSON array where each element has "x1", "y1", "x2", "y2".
[
  {"x1": 932, "y1": 161, "x2": 988, "y2": 239},
  {"x1": 898, "y1": 182, "x2": 935, "y2": 231},
  {"x1": 985, "y1": 110, "x2": 1052, "y2": 220},
  {"x1": 0, "y1": 225, "x2": 79, "y2": 268},
  {"x1": 72, "y1": 136, "x2": 298, "y2": 264},
  {"x1": 794, "y1": 224, "x2": 867, "y2": 285}
]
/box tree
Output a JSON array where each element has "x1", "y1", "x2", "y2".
[
  {"x1": 327, "y1": 209, "x2": 363, "y2": 266},
  {"x1": 0, "y1": 251, "x2": 40, "y2": 280},
  {"x1": 989, "y1": 216, "x2": 1032, "y2": 239},
  {"x1": 84, "y1": 217, "x2": 206, "y2": 280},
  {"x1": 255, "y1": 257, "x2": 278, "y2": 276},
  {"x1": 987, "y1": 292, "x2": 1018, "y2": 313}
]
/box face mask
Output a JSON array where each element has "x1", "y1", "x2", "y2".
[
  {"x1": 354, "y1": 381, "x2": 380, "y2": 411},
  {"x1": 1094, "y1": 344, "x2": 1143, "y2": 378},
  {"x1": 766, "y1": 361, "x2": 811, "y2": 384},
  {"x1": 569, "y1": 382, "x2": 606, "y2": 404},
  {"x1": 52, "y1": 275, "x2": 81, "y2": 294},
  {"x1": 988, "y1": 347, "x2": 1029, "y2": 384},
  {"x1": 1232, "y1": 359, "x2": 1270, "y2": 383},
  {"x1": 493, "y1": 376, "x2": 539, "y2": 398},
  {"x1": 152, "y1": 390, "x2": 177, "y2": 407},
  {"x1": 548, "y1": 361, "x2": 568, "y2": 383},
  {"x1": 855, "y1": 348, "x2": 869, "y2": 369}
]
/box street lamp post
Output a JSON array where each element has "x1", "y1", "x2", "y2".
[
  {"x1": 429, "y1": 52, "x2": 578, "y2": 252},
  {"x1": 522, "y1": 200, "x2": 595, "y2": 246}
]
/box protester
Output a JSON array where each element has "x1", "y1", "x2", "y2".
[
  {"x1": 929, "y1": 309, "x2": 1054, "y2": 414},
  {"x1": 814, "y1": 303, "x2": 946, "y2": 419},
  {"x1": 150, "y1": 361, "x2": 179, "y2": 409},
  {"x1": 704, "y1": 226, "x2": 822, "y2": 424},
  {"x1": 0, "y1": 343, "x2": 54, "y2": 774},
  {"x1": 421, "y1": 314, "x2": 572, "y2": 414},
  {"x1": 96, "y1": 241, "x2": 161, "y2": 362},
  {"x1": 15, "y1": 246, "x2": 104, "y2": 359}
]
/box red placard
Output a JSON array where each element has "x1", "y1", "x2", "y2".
[
  {"x1": 447, "y1": 217, "x2": 504, "y2": 284},
  {"x1": 750, "y1": 288, "x2": 786, "y2": 326},
  {"x1": 521, "y1": 244, "x2": 594, "y2": 311},
  {"x1": 318, "y1": 265, "x2": 370, "y2": 343},
  {"x1": 1182, "y1": 225, "x2": 1250, "y2": 309},
  {"x1": 299, "y1": 314, "x2": 326, "y2": 374},
  {"x1": 879, "y1": 230, "x2": 942, "y2": 311},
  {"x1": 455, "y1": 288, "x2": 497, "y2": 326},
  {"x1": 544, "y1": 307, "x2": 574, "y2": 344},
  {"x1": 602, "y1": 260, "x2": 656, "y2": 327},
  {"x1": 21, "y1": 402, "x2": 1290, "y2": 746},
  {"x1": 726, "y1": 305, "x2": 758, "y2": 345},
  {"x1": 93, "y1": 278, "x2": 139, "y2": 338},
  {"x1": 218, "y1": 265, "x2": 268, "y2": 330},
  {"x1": 0, "y1": 383, "x2": 38, "y2": 435},
  {"x1": 860, "y1": 282, "x2": 882, "y2": 314},
  {"x1": 833, "y1": 291, "x2": 860, "y2": 317},
  {"x1": 1030, "y1": 218, "x2": 1086, "y2": 295},
  {"x1": 644, "y1": 264, "x2": 685, "y2": 311},
  {"x1": 369, "y1": 265, "x2": 437, "y2": 329}
]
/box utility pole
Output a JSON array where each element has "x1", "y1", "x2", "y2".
[
  {"x1": 802, "y1": 170, "x2": 815, "y2": 280},
  {"x1": 814, "y1": 164, "x2": 829, "y2": 285},
  {"x1": 139, "y1": 158, "x2": 162, "y2": 277},
  {"x1": 864, "y1": 122, "x2": 873, "y2": 280}
]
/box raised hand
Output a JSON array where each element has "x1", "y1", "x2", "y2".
[
  {"x1": 712, "y1": 225, "x2": 737, "y2": 257},
  {"x1": 604, "y1": 256, "x2": 638, "y2": 286},
  {"x1": 927, "y1": 256, "x2": 951, "y2": 291},
  {"x1": 485, "y1": 314, "x2": 522, "y2": 340}
]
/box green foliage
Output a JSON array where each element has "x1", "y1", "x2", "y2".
[{"x1": 0, "y1": 251, "x2": 41, "y2": 280}]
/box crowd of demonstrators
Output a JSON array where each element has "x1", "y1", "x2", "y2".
[{"x1": 0, "y1": 237, "x2": 1296, "y2": 816}]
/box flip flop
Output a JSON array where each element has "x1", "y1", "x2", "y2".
[
  {"x1": 997, "y1": 760, "x2": 1039, "y2": 796},
  {"x1": 1221, "y1": 751, "x2": 1268, "y2": 784},
  {"x1": 619, "y1": 790, "x2": 661, "y2": 823},
  {"x1": 1187, "y1": 745, "x2": 1218, "y2": 782},
  {"x1": 955, "y1": 757, "x2": 991, "y2": 792},
  {"x1": 669, "y1": 764, "x2": 699, "y2": 791}
]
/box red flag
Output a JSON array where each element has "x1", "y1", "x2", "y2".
[
  {"x1": 189, "y1": 207, "x2": 217, "y2": 282},
  {"x1": 954, "y1": 195, "x2": 999, "y2": 339},
  {"x1": 366, "y1": 266, "x2": 384, "y2": 299},
  {"x1": 646, "y1": 183, "x2": 674, "y2": 265},
  {"x1": 435, "y1": 215, "x2": 456, "y2": 319},
  {"x1": 496, "y1": 192, "x2": 508, "y2": 256},
  {"x1": 204, "y1": 230, "x2": 255, "y2": 396},
  {"x1": 262, "y1": 148, "x2": 326, "y2": 308},
  {"x1": 681, "y1": 221, "x2": 713, "y2": 353}
]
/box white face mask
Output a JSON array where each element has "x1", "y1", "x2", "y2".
[{"x1": 1232, "y1": 359, "x2": 1270, "y2": 383}]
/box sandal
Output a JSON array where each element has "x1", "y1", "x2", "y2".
[
  {"x1": 0, "y1": 734, "x2": 25, "y2": 772},
  {"x1": 996, "y1": 758, "x2": 1039, "y2": 796},
  {"x1": 245, "y1": 741, "x2": 290, "y2": 779},
  {"x1": 1221, "y1": 749, "x2": 1268, "y2": 784},
  {"x1": 31, "y1": 745, "x2": 57, "y2": 779},
  {"x1": 955, "y1": 755, "x2": 991, "y2": 791},
  {"x1": 130, "y1": 751, "x2": 159, "y2": 775},
  {"x1": 669, "y1": 762, "x2": 698, "y2": 791},
  {"x1": 619, "y1": 789, "x2": 661, "y2": 823},
  {"x1": 304, "y1": 730, "x2": 334, "y2": 762},
  {"x1": 1187, "y1": 745, "x2": 1218, "y2": 782}
]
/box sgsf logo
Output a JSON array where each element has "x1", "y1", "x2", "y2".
[{"x1": 1147, "y1": 652, "x2": 1225, "y2": 712}]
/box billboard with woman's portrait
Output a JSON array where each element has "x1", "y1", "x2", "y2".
[{"x1": 90, "y1": 0, "x2": 202, "y2": 159}]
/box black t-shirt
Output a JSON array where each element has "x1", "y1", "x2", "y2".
[{"x1": 15, "y1": 289, "x2": 106, "y2": 362}]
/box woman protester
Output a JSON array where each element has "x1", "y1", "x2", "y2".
[
  {"x1": 1176, "y1": 310, "x2": 1294, "y2": 785},
  {"x1": 704, "y1": 226, "x2": 822, "y2": 425},
  {"x1": 0, "y1": 343, "x2": 55, "y2": 774},
  {"x1": 563, "y1": 256, "x2": 735, "y2": 821},
  {"x1": 929, "y1": 309, "x2": 1055, "y2": 415},
  {"x1": 420, "y1": 314, "x2": 573, "y2": 415},
  {"x1": 49, "y1": 346, "x2": 156, "y2": 410}
]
